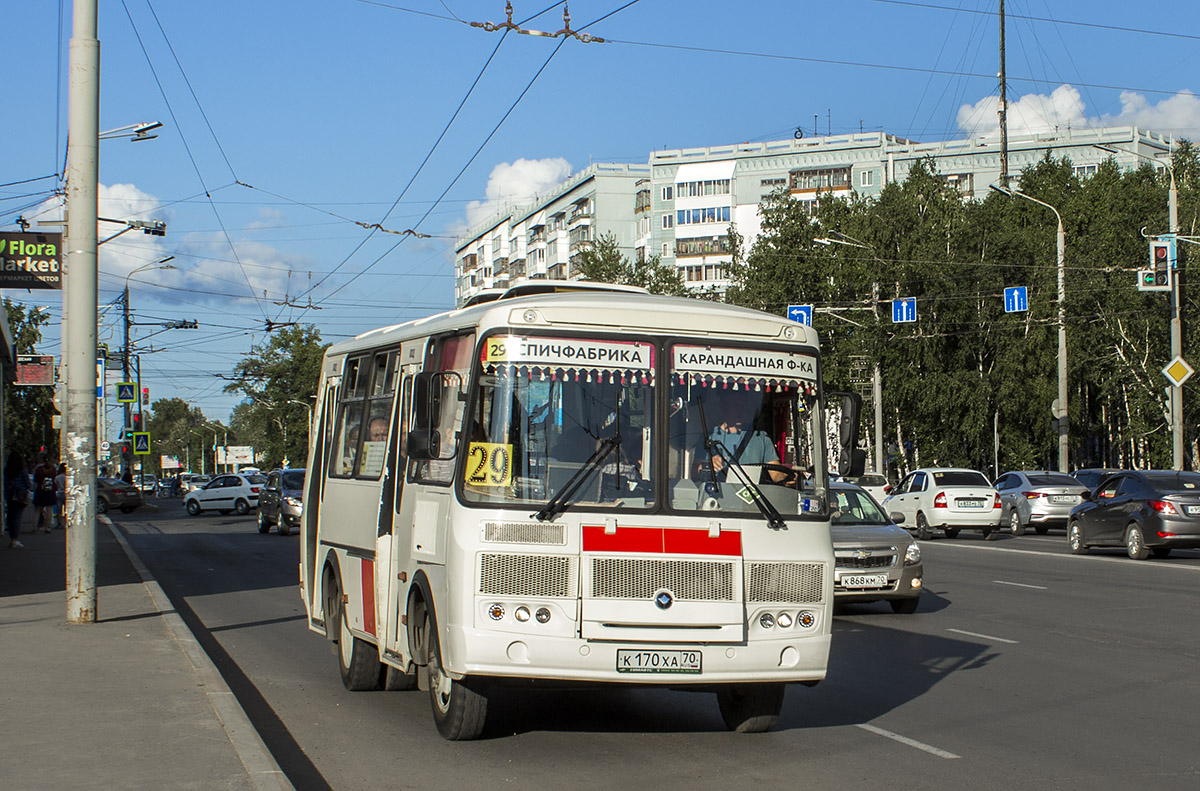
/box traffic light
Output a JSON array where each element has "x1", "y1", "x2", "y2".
[
  {"x1": 142, "y1": 387, "x2": 149, "y2": 406},
  {"x1": 1140, "y1": 239, "x2": 1174, "y2": 292},
  {"x1": 131, "y1": 413, "x2": 142, "y2": 435}
]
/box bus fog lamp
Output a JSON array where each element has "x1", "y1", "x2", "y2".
[
  {"x1": 535, "y1": 607, "x2": 551, "y2": 624},
  {"x1": 514, "y1": 606, "x2": 531, "y2": 622},
  {"x1": 488, "y1": 603, "x2": 505, "y2": 621},
  {"x1": 759, "y1": 613, "x2": 775, "y2": 629},
  {"x1": 797, "y1": 610, "x2": 816, "y2": 628},
  {"x1": 776, "y1": 612, "x2": 794, "y2": 628}
]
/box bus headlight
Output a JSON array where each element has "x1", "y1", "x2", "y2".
[
  {"x1": 776, "y1": 612, "x2": 794, "y2": 628},
  {"x1": 759, "y1": 612, "x2": 775, "y2": 629},
  {"x1": 535, "y1": 607, "x2": 551, "y2": 624},
  {"x1": 514, "y1": 606, "x2": 531, "y2": 622}
]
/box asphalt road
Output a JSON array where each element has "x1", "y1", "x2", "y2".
[{"x1": 116, "y1": 500, "x2": 1200, "y2": 791}]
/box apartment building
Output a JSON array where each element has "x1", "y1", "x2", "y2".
[{"x1": 455, "y1": 125, "x2": 1175, "y2": 303}]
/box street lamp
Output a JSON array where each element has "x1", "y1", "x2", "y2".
[
  {"x1": 121, "y1": 257, "x2": 176, "y2": 477},
  {"x1": 288, "y1": 399, "x2": 315, "y2": 428},
  {"x1": 1096, "y1": 144, "x2": 1184, "y2": 470},
  {"x1": 813, "y1": 232, "x2": 886, "y2": 476},
  {"x1": 205, "y1": 422, "x2": 228, "y2": 472},
  {"x1": 991, "y1": 184, "x2": 1069, "y2": 472}
]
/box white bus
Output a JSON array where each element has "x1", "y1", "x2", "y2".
[{"x1": 300, "y1": 283, "x2": 862, "y2": 739}]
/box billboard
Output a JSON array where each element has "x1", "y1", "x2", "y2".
[
  {"x1": 0, "y1": 232, "x2": 63, "y2": 289},
  {"x1": 15, "y1": 354, "x2": 56, "y2": 386},
  {"x1": 216, "y1": 445, "x2": 255, "y2": 465}
]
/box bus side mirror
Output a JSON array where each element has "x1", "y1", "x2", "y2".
[
  {"x1": 406, "y1": 428, "x2": 440, "y2": 460},
  {"x1": 412, "y1": 371, "x2": 443, "y2": 430},
  {"x1": 830, "y1": 392, "x2": 866, "y2": 477}
]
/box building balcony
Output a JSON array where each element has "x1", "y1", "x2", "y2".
[{"x1": 459, "y1": 253, "x2": 478, "y2": 272}]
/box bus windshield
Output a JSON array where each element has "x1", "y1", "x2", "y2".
[
  {"x1": 462, "y1": 335, "x2": 657, "y2": 510},
  {"x1": 459, "y1": 335, "x2": 826, "y2": 519}
]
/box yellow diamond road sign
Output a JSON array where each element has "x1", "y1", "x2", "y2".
[{"x1": 1163, "y1": 356, "x2": 1194, "y2": 388}]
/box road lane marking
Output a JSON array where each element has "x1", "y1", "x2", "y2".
[
  {"x1": 946, "y1": 627, "x2": 1019, "y2": 644},
  {"x1": 993, "y1": 580, "x2": 1047, "y2": 590},
  {"x1": 856, "y1": 723, "x2": 960, "y2": 759},
  {"x1": 922, "y1": 541, "x2": 1200, "y2": 572}
]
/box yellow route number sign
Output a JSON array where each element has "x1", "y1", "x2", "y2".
[{"x1": 465, "y1": 442, "x2": 512, "y2": 487}]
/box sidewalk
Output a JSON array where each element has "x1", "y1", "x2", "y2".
[{"x1": 0, "y1": 513, "x2": 292, "y2": 790}]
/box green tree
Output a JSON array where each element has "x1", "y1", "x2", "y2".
[
  {"x1": 223, "y1": 325, "x2": 326, "y2": 469},
  {"x1": 575, "y1": 232, "x2": 688, "y2": 296},
  {"x1": 3, "y1": 299, "x2": 57, "y2": 460},
  {"x1": 142, "y1": 397, "x2": 212, "y2": 476}
]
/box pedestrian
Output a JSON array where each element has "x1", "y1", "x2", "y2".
[
  {"x1": 32, "y1": 454, "x2": 58, "y2": 533},
  {"x1": 4, "y1": 450, "x2": 32, "y2": 548},
  {"x1": 54, "y1": 463, "x2": 67, "y2": 529}
]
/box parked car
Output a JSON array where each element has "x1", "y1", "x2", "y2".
[
  {"x1": 836, "y1": 472, "x2": 891, "y2": 504},
  {"x1": 183, "y1": 473, "x2": 267, "y2": 516},
  {"x1": 184, "y1": 474, "x2": 212, "y2": 493},
  {"x1": 96, "y1": 477, "x2": 145, "y2": 514},
  {"x1": 881, "y1": 467, "x2": 1002, "y2": 540},
  {"x1": 1072, "y1": 468, "x2": 1121, "y2": 491},
  {"x1": 831, "y1": 482, "x2": 922, "y2": 613},
  {"x1": 994, "y1": 470, "x2": 1089, "y2": 535},
  {"x1": 257, "y1": 468, "x2": 305, "y2": 536},
  {"x1": 1068, "y1": 470, "x2": 1200, "y2": 559}
]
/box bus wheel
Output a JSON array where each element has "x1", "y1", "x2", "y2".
[
  {"x1": 381, "y1": 663, "x2": 418, "y2": 691},
  {"x1": 427, "y1": 615, "x2": 487, "y2": 740},
  {"x1": 333, "y1": 589, "x2": 382, "y2": 691},
  {"x1": 716, "y1": 683, "x2": 785, "y2": 733}
]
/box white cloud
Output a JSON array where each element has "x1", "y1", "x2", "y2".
[
  {"x1": 463, "y1": 156, "x2": 572, "y2": 230},
  {"x1": 957, "y1": 85, "x2": 1200, "y2": 139}
]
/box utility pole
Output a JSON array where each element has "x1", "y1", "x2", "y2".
[
  {"x1": 65, "y1": 0, "x2": 99, "y2": 624},
  {"x1": 1168, "y1": 166, "x2": 1183, "y2": 469},
  {"x1": 122, "y1": 287, "x2": 132, "y2": 478},
  {"x1": 998, "y1": 0, "x2": 1009, "y2": 187}
]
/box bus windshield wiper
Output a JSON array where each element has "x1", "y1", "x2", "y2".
[
  {"x1": 534, "y1": 434, "x2": 620, "y2": 522},
  {"x1": 706, "y1": 439, "x2": 787, "y2": 531}
]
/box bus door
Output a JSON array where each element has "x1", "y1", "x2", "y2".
[
  {"x1": 382, "y1": 353, "x2": 419, "y2": 658},
  {"x1": 304, "y1": 371, "x2": 337, "y2": 621}
]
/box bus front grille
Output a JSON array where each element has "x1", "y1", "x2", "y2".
[
  {"x1": 482, "y1": 521, "x2": 567, "y2": 545},
  {"x1": 589, "y1": 558, "x2": 735, "y2": 601},
  {"x1": 479, "y1": 553, "x2": 576, "y2": 598},
  {"x1": 745, "y1": 562, "x2": 824, "y2": 604}
]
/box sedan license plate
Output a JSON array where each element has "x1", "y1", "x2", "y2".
[
  {"x1": 957, "y1": 498, "x2": 985, "y2": 508},
  {"x1": 616, "y1": 649, "x2": 701, "y2": 674},
  {"x1": 1052, "y1": 495, "x2": 1076, "y2": 504},
  {"x1": 1187, "y1": 505, "x2": 1200, "y2": 515},
  {"x1": 840, "y1": 573, "x2": 888, "y2": 589}
]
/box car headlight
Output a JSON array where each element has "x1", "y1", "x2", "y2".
[
  {"x1": 904, "y1": 542, "x2": 921, "y2": 565},
  {"x1": 284, "y1": 496, "x2": 302, "y2": 507}
]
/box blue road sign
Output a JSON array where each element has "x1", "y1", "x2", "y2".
[
  {"x1": 1004, "y1": 286, "x2": 1028, "y2": 313},
  {"x1": 892, "y1": 298, "x2": 917, "y2": 324},
  {"x1": 786, "y1": 304, "x2": 813, "y2": 325},
  {"x1": 116, "y1": 382, "x2": 136, "y2": 402},
  {"x1": 133, "y1": 432, "x2": 151, "y2": 455}
]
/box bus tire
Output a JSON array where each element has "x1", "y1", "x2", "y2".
[
  {"x1": 427, "y1": 613, "x2": 487, "y2": 740},
  {"x1": 382, "y1": 663, "x2": 418, "y2": 691},
  {"x1": 716, "y1": 683, "x2": 785, "y2": 733},
  {"x1": 332, "y1": 586, "x2": 382, "y2": 691}
]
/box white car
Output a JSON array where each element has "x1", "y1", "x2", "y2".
[
  {"x1": 881, "y1": 467, "x2": 1002, "y2": 540},
  {"x1": 183, "y1": 473, "x2": 267, "y2": 516},
  {"x1": 837, "y1": 472, "x2": 891, "y2": 504}
]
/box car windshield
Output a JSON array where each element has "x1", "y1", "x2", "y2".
[
  {"x1": 1027, "y1": 473, "x2": 1080, "y2": 487},
  {"x1": 832, "y1": 487, "x2": 890, "y2": 526},
  {"x1": 932, "y1": 470, "x2": 989, "y2": 487},
  {"x1": 281, "y1": 471, "x2": 306, "y2": 489}
]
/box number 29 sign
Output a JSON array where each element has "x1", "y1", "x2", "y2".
[{"x1": 465, "y1": 442, "x2": 512, "y2": 487}]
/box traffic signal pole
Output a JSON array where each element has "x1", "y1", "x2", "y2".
[
  {"x1": 122, "y1": 286, "x2": 132, "y2": 477},
  {"x1": 65, "y1": 0, "x2": 99, "y2": 624}
]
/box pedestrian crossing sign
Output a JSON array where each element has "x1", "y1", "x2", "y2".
[
  {"x1": 133, "y1": 432, "x2": 151, "y2": 455},
  {"x1": 117, "y1": 382, "x2": 137, "y2": 402}
]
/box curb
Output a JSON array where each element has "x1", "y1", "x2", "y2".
[{"x1": 103, "y1": 516, "x2": 295, "y2": 791}]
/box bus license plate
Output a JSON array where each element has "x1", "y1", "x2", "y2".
[
  {"x1": 616, "y1": 649, "x2": 702, "y2": 674},
  {"x1": 840, "y1": 574, "x2": 888, "y2": 589}
]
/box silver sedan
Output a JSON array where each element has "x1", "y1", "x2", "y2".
[{"x1": 994, "y1": 471, "x2": 1088, "y2": 535}]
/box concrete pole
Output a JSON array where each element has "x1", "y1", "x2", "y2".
[
  {"x1": 122, "y1": 286, "x2": 131, "y2": 476},
  {"x1": 65, "y1": 0, "x2": 99, "y2": 624},
  {"x1": 1168, "y1": 173, "x2": 1183, "y2": 469},
  {"x1": 1056, "y1": 221, "x2": 1068, "y2": 472}
]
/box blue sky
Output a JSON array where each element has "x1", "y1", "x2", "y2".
[{"x1": 3, "y1": 0, "x2": 1199, "y2": 431}]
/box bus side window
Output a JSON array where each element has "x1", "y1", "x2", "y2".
[
  {"x1": 358, "y1": 350, "x2": 399, "y2": 479},
  {"x1": 329, "y1": 356, "x2": 369, "y2": 478},
  {"x1": 395, "y1": 375, "x2": 412, "y2": 509},
  {"x1": 414, "y1": 332, "x2": 474, "y2": 485}
]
